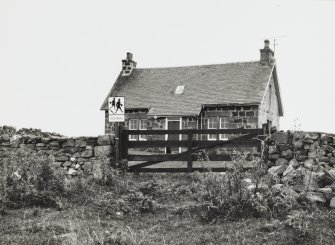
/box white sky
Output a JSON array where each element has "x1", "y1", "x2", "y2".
[{"x1": 0, "y1": 0, "x2": 334, "y2": 136}]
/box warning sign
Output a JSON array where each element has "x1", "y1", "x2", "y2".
[{"x1": 108, "y1": 97, "x2": 125, "y2": 122}]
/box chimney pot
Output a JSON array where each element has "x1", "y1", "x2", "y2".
[
  {"x1": 264, "y1": 39, "x2": 270, "y2": 49},
  {"x1": 127, "y1": 52, "x2": 133, "y2": 61}
]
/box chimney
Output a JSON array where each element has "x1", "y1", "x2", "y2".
[
  {"x1": 122, "y1": 52, "x2": 137, "y2": 76},
  {"x1": 260, "y1": 40, "x2": 275, "y2": 66}
]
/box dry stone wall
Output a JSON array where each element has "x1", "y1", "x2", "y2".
[
  {"x1": 0, "y1": 126, "x2": 115, "y2": 179},
  {"x1": 265, "y1": 130, "x2": 335, "y2": 207}
]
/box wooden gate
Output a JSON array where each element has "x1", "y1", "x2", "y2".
[{"x1": 118, "y1": 127, "x2": 263, "y2": 172}]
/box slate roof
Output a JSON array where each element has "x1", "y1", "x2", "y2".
[{"x1": 101, "y1": 61, "x2": 283, "y2": 116}]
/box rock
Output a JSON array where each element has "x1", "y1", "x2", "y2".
[
  {"x1": 55, "y1": 156, "x2": 69, "y2": 162},
  {"x1": 41, "y1": 137, "x2": 51, "y2": 144},
  {"x1": 64, "y1": 161, "x2": 72, "y2": 167},
  {"x1": 278, "y1": 144, "x2": 290, "y2": 152},
  {"x1": 67, "y1": 168, "x2": 78, "y2": 176},
  {"x1": 319, "y1": 187, "x2": 332, "y2": 200},
  {"x1": 10, "y1": 135, "x2": 22, "y2": 144},
  {"x1": 82, "y1": 162, "x2": 93, "y2": 172},
  {"x1": 289, "y1": 159, "x2": 300, "y2": 169},
  {"x1": 306, "y1": 192, "x2": 326, "y2": 203},
  {"x1": 271, "y1": 132, "x2": 288, "y2": 144},
  {"x1": 271, "y1": 184, "x2": 298, "y2": 198},
  {"x1": 75, "y1": 139, "x2": 87, "y2": 148},
  {"x1": 246, "y1": 183, "x2": 269, "y2": 193},
  {"x1": 303, "y1": 139, "x2": 314, "y2": 144},
  {"x1": 303, "y1": 171, "x2": 320, "y2": 191},
  {"x1": 304, "y1": 159, "x2": 314, "y2": 169},
  {"x1": 304, "y1": 144, "x2": 310, "y2": 150},
  {"x1": 293, "y1": 139, "x2": 304, "y2": 149},
  {"x1": 319, "y1": 156, "x2": 330, "y2": 163},
  {"x1": 283, "y1": 164, "x2": 294, "y2": 177},
  {"x1": 269, "y1": 145, "x2": 278, "y2": 154},
  {"x1": 330, "y1": 157, "x2": 335, "y2": 165},
  {"x1": 63, "y1": 147, "x2": 76, "y2": 154},
  {"x1": 275, "y1": 158, "x2": 288, "y2": 166},
  {"x1": 327, "y1": 169, "x2": 335, "y2": 179},
  {"x1": 53, "y1": 162, "x2": 62, "y2": 168},
  {"x1": 74, "y1": 163, "x2": 81, "y2": 170},
  {"x1": 269, "y1": 154, "x2": 280, "y2": 160},
  {"x1": 94, "y1": 145, "x2": 112, "y2": 157},
  {"x1": 97, "y1": 135, "x2": 112, "y2": 146},
  {"x1": 281, "y1": 149, "x2": 294, "y2": 159},
  {"x1": 49, "y1": 141, "x2": 60, "y2": 149},
  {"x1": 323, "y1": 145, "x2": 335, "y2": 153},
  {"x1": 86, "y1": 137, "x2": 97, "y2": 146},
  {"x1": 330, "y1": 197, "x2": 335, "y2": 208},
  {"x1": 317, "y1": 170, "x2": 334, "y2": 187},
  {"x1": 293, "y1": 184, "x2": 305, "y2": 193},
  {"x1": 81, "y1": 149, "x2": 93, "y2": 158},
  {"x1": 92, "y1": 160, "x2": 103, "y2": 179},
  {"x1": 36, "y1": 143, "x2": 45, "y2": 148},
  {"x1": 268, "y1": 165, "x2": 287, "y2": 176},
  {"x1": 62, "y1": 141, "x2": 75, "y2": 148},
  {"x1": 282, "y1": 167, "x2": 305, "y2": 186}
]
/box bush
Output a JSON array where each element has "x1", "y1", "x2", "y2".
[{"x1": 0, "y1": 147, "x2": 66, "y2": 209}]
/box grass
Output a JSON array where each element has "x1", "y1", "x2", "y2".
[{"x1": 1, "y1": 173, "x2": 335, "y2": 245}]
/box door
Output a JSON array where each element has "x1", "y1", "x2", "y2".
[{"x1": 167, "y1": 121, "x2": 180, "y2": 153}]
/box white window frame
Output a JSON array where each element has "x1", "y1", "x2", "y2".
[
  {"x1": 207, "y1": 117, "x2": 217, "y2": 141},
  {"x1": 219, "y1": 117, "x2": 229, "y2": 141},
  {"x1": 129, "y1": 119, "x2": 138, "y2": 141},
  {"x1": 139, "y1": 119, "x2": 147, "y2": 141}
]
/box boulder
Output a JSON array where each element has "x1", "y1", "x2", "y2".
[
  {"x1": 271, "y1": 132, "x2": 288, "y2": 144},
  {"x1": 75, "y1": 139, "x2": 87, "y2": 148},
  {"x1": 81, "y1": 149, "x2": 94, "y2": 158},
  {"x1": 275, "y1": 158, "x2": 288, "y2": 166},
  {"x1": 62, "y1": 141, "x2": 75, "y2": 148},
  {"x1": 94, "y1": 145, "x2": 112, "y2": 157}
]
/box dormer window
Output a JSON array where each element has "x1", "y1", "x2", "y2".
[{"x1": 174, "y1": 85, "x2": 185, "y2": 95}]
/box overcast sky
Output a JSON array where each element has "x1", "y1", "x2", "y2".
[{"x1": 0, "y1": 0, "x2": 334, "y2": 136}]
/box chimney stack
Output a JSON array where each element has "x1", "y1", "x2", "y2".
[
  {"x1": 122, "y1": 52, "x2": 137, "y2": 76},
  {"x1": 260, "y1": 40, "x2": 275, "y2": 66}
]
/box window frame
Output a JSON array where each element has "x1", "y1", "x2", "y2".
[
  {"x1": 139, "y1": 119, "x2": 147, "y2": 141},
  {"x1": 219, "y1": 117, "x2": 229, "y2": 141},
  {"x1": 128, "y1": 119, "x2": 138, "y2": 141},
  {"x1": 207, "y1": 117, "x2": 217, "y2": 141}
]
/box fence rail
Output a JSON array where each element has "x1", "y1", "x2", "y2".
[{"x1": 119, "y1": 127, "x2": 263, "y2": 172}]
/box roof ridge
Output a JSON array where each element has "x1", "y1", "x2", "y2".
[{"x1": 135, "y1": 60, "x2": 260, "y2": 70}]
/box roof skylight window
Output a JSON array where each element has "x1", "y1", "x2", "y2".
[{"x1": 175, "y1": 85, "x2": 185, "y2": 95}]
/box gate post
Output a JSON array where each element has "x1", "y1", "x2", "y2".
[{"x1": 187, "y1": 131, "x2": 193, "y2": 172}]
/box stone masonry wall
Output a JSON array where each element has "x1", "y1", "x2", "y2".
[
  {"x1": 265, "y1": 130, "x2": 335, "y2": 207},
  {"x1": 0, "y1": 126, "x2": 115, "y2": 179}
]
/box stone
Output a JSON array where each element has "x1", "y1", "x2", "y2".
[
  {"x1": 92, "y1": 160, "x2": 103, "y2": 179},
  {"x1": 36, "y1": 143, "x2": 45, "y2": 148},
  {"x1": 303, "y1": 171, "x2": 320, "y2": 191},
  {"x1": 63, "y1": 147, "x2": 76, "y2": 154},
  {"x1": 49, "y1": 141, "x2": 60, "y2": 149},
  {"x1": 67, "y1": 168, "x2": 78, "y2": 176},
  {"x1": 82, "y1": 162, "x2": 93, "y2": 172},
  {"x1": 293, "y1": 139, "x2": 304, "y2": 149},
  {"x1": 271, "y1": 132, "x2": 288, "y2": 144},
  {"x1": 64, "y1": 161, "x2": 72, "y2": 167},
  {"x1": 74, "y1": 163, "x2": 81, "y2": 170},
  {"x1": 81, "y1": 149, "x2": 93, "y2": 158},
  {"x1": 271, "y1": 184, "x2": 298, "y2": 198},
  {"x1": 327, "y1": 169, "x2": 335, "y2": 179},
  {"x1": 94, "y1": 145, "x2": 112, "y2": 157},
  {"x1": 304, "y1": 159, "x2": 314, "y2": 169},
  {"x1": 268, "y1": 154, "x2": 280, "y2": 160},
  {"x1": 304, "y1": 144, "x2": 310, "y2": 150},
  {"x1": 319, "y1": 156, "x2": 330, "y2": 163},
  {"x1": 86, "y1": 137, "x2": 97, "y2": 146},
  {"x1": 306, "y1": 192, "x2": 326, "y2": 204},
  {"x1": 269, "y1": 145, "x2": 278, "y2": 154},
  {"x1": 319, "y1": 187, "x2": 332, "y2": 200},
  {"x1": 246, "y1": 183, "x2": 269, "y2": 193},
  {"x1": 330, "y1": 197, "x2": 335, "y2": 208},
  {"x1": 55, "y1": 156, "x2": 69, "y2": 162},
  {"x1": 303, "y1": 139, "x2": 314, "y2": 144},
  {"x1": 268, "y1": 165, "x2": 287, "y2": 176},
  {"x1": 62, "y1": 141, "x2": 75, "y2": 148},
  {"x1": 323, "y1": 145, "x2": 335, "y2": 153},
  {"x1": 289, "y1": 158, "x2": 300, "y2": 169},
  {"x1": 275, "y1": 158, "x2": 288, "y2": 166},
  {"x1": 53, "y1": 162, "x2": 62, "y2": 168},
  {"x1": 97, "y1": 135, "x2": 112, "y2": 146},
  {"x1": 282, "y1": 167, "x2": 305, "y2": 186},
  {"x1": 317, "y1": 170, "x2": 334, "y2": 187},
  {"x1": 283, "y1": 164, "x2": 295, "y2": 177},
  {"x1": 281, "y1": 149, "x2": 294, "y2": 159},
  {"x1": 278, "y1": 144, "x2": 290, "y2": 152},
  {"x1": 41, "y1": 137, "x2": 51, "y2": 144},
  {"x1": 330, "y1": 157, "x2": 335, "y2": 165},
  {"x1": 75, "y1": 139, "x2": 87, "y2": 148}
]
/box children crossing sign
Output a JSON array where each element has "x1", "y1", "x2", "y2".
[{"x1": 108, "y1": 97, "x2": 125, "y2": 122}]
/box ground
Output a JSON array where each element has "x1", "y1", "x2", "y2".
[{"x1": 1, "y1": 173, "x2": 335, "y2": 245}]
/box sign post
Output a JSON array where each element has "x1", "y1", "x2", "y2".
[{"x1": 108, "y1": 96, "x2": 125, "y2": 167}]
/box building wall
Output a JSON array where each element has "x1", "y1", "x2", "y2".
[{"x1": 258, "y1": 75, "x2": 280, "y2": 129}]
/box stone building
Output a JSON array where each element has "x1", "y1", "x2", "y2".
[{"x1": 100, "y1": 40, "x2": 283, "y2": 145}]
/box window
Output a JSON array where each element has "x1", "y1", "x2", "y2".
[
  {"x1": 220, "y1": 117, "x2": 229, "y2": 140},
  {"x1": 139, "y1": 119, "x2": 147, "y2": 141},
  {"x1": 207, "y1": 117, "x2": 217, "y2": 140},
  {"x1": 129, "y1": 119, "x2": 138, "y2": 141},
  {"x1": 174, "y1": 85, "x2": 185, "y2": 95}
]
